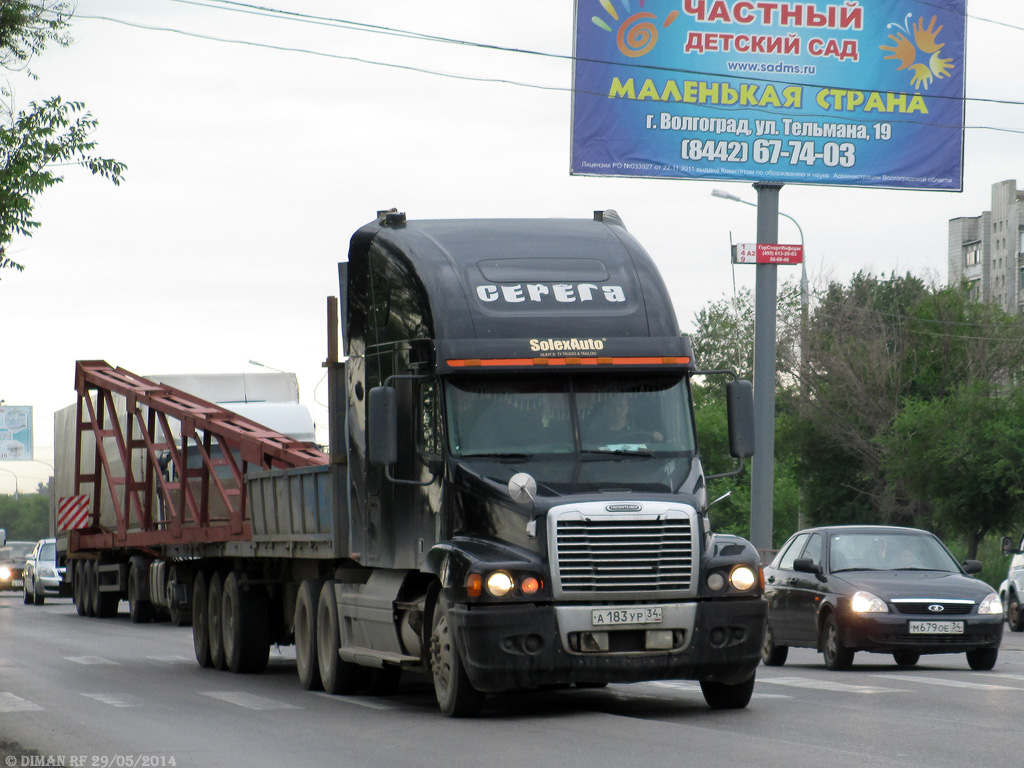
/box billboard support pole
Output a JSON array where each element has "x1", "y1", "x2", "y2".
[{"x1": 750, "y1": 182, "x2": 782, "y2": 557}]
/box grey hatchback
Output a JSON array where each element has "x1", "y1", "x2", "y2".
[{"x1": 23, "y1": 538, "x2": 72, "y2": 605}]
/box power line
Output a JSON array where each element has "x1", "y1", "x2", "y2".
[{"x1": 84, "y1": 2, "x2": 1024, "y2": 113}]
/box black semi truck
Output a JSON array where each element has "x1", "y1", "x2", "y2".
[{"x1": 57, "y1": 209, "x2": 766, "y2": 718}]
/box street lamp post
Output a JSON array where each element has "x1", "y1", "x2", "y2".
[
  {"x1": 0, "y1": 466, "x2": 20, "y2": 499},
  {"x1": 711, "y1": 187, "x2": 807, "y2": 550}
]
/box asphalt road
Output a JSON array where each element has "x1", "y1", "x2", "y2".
[{"x1": 1, "y1": 592, "x2": 1022, "y2": 768}]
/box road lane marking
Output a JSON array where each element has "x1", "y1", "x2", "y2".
[
  {"x1": 310, "y1": 692, "x2": 395, "y2": 710},
  {"x1": 0, "y1": 692, "x2": 44, "y2": 713},
  {"x1": 759, "y1": 676, "x2": 903, "y2": 694},
  {"x1": 872, "y1": 673, "x2": 1018, "y2": 691},
  {"x1": 82, "y1": 693, "x2": 139, "y2": 708},
  {"x1": 65, "y1": 655, "x2": 119, "y2": 665},
  {"x1": 201, "y1": 691, "x2": 301, "y2": 710},
  {"x1": 146, "y1": 655, "x2": 193, "y2": 663}
]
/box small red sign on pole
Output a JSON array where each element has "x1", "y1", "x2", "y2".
[{"x1": 732, "y1": 243, "x2": 803, "y2": 265}]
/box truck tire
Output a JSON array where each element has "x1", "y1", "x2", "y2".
[
  {"x1": 429, "y1": 594, "x2": 483, "y2": 717},
  {"x1": 317, "y1": 580, "x2": 367, "y2": 694},
  {"x1": 208, "y1": 571, "x2": 227, "y2": 670},
  {"x1": 128, "y1": 562, "x2": 154, "y2": 624},
  {"x1": 74, "y1": 562, "x2": 87, "y2": 617},
  {"x1": 93, "y1": 560, "x2": 119, "y2": 618},
  {"x1": 222, "y1": 571, "x2": 269, "y2": 674},
  {"x1": 700, "y1": 673, "x2": 756, "y2": 709},
  {"x1": 167, "y1": 566, "x2": 191, "y2": 627},
  {"x1": 294, "y1": 579, "x2": 324, "y2": 691},
  {"x1": 83, "y1": 560, "x2": 96, "y2": 617},
  {"x1": 192, "y1": 571, "x2": 212, "y2": 668}
]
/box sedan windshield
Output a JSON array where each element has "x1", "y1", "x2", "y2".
[
  {"x1": 830, "y1": 532, "x2": 961, "y2": 573},
  {"x1": 446, "y1": 373, "x2": 696, "y2": 458}
]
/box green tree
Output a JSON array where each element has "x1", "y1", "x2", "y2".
[
  {"x1": 0, "y1": 491, "x2": 49, "y2": 541},
  {"x1": 1, "y1": 1, "x2": 125, "y2": 274},
  {"x1": 884, "y1": 382, "x2": 1024, "y2": 558}
]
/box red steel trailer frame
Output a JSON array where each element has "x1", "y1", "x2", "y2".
[{"x1": 69, "y1": 360, "x2": 327, "y2": 553}]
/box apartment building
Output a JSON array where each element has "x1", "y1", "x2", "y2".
[{"x1": 948, "y1": 179, "x2": 1024, "y2": 313}]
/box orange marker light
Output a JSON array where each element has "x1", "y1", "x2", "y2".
[
  {"x1": 521, "y1": 577, "x2": 541, "y2": 595},
  {"x1": 466, "y1": 573, "x2": 482, "y2": 598}
]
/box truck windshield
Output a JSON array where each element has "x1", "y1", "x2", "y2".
[{"x1": 446, "y1": 374, "x2": 696, "y2": 457}]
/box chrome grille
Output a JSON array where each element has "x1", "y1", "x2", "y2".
[
  {"x1": 549, "y1": 505, "x2": 697, "y2": 598},
  {"x1": 891, "y1": 601, "x2": 974, "y2": 616}
]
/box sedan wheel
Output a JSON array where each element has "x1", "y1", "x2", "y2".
[
  {"x1": 822, "y1": 614, "x2": 854, "y2": 671},
  {"x1": 893, "y1": 650, "x2": 920, "y2": 667},
  {"x1": 966, "y1": 647, "x2": 998, "y2": 671},
  {"x1": 761, "y1": 625, "x2": 788, "y2": 666},
  {"x1": 1008, "y1": 592, "x2": 1024, "y2": 632}
]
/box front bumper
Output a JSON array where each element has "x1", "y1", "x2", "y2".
[
  {"x1": 451, "y1": 598, "x2": 766, "y2": 693},
  {"x1": 839, "y1": 612, "x2": 1003, "y2": 654},
  {"x1": 0, "y1": 570, "x2": 24, "y2": 592},
  {"x1": 37, "y1": 575, "x2": 73, "y2": 598}
]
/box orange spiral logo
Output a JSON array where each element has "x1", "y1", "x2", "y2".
[{"x1": 617, "y1": 12, "x2": 657, "y2": 58}]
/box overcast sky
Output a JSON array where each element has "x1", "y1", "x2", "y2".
[{"x1": 2, "y1": 0, "x2": 1024, "y2": 495}]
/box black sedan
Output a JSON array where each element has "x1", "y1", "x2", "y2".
[{"x1": 762, "y1": 525, "x2": 1003, "y2": 670}]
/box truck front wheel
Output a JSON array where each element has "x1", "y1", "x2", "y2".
[
  {"x1": 429, "y1": 594, "x2": 483, "y2": 718},
  {"x1": 700, "y1": 673, "x2": 756, "y2": 709}
]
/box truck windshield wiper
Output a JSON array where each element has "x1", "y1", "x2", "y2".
[{"x1": 582, "y1": 449, "x2": 656, "y2": 458}]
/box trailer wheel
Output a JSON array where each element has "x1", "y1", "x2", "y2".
[
  {"x1": 192, "y1": 571, "x2": 212, "y2": 668},
  {"x1": 93, "y1": 560, "x2": 119, "y2": 619},
  {"x1": 73, "y1": 562, "x2": 87, "y2": 617},
  {"x1": 317, "y1": 580, "x2": 367, "y2": 694},
  {"x1": 167, "y1": 566, "x2": 191, "y2": 627},
  {"x1": 128, "y1": 562, "x2": 153, "y2": 624},
  {"x1": 294, "y1": 579, "x2": 324, "y2": 691},
  {"x1": 208, "y1": 571, "x2": 227, "y2": 670},
  {"x1": 430, "y1": 594, "x2": 483, "y2": 718},
  {"x1": 83, "y1": 560, "x2": 96, "y2": 617},
  {"x1": 222, "y1": 571, "x2": 269, "y2": 674}
]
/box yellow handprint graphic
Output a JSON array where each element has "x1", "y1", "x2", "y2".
[
  {"x1": 930, "y1": 51, "x2": 954, "y2": 80},
  {"x1": 880, "y1": 32, "x2": 915, "y2": 71},
  {"x1": 880, "y1": 14, "x2": 956, "y2": 91},
  {"x1": 909, "y1": 63, "x2": 933, "y2": 90},
  {"x1": 913, "y1": 16, "x2": 944, "y2": 53}
]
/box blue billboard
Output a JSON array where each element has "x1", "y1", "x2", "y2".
[{"x1": 571, "y1": 0, "x2": 966, "y2": 190}]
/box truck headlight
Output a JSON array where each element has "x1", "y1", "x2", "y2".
[
  {"x1": 485, "y1": 571, "x2": 515, "y2": 597},
  {"x1": 978, "y1": 592, "x2": 1003, "y2": 616},
  {"x1": 850, "y1": 590, "x2": 888, "y2": 613},
  {"x1": 729, "y1": 566, "x2": 757, "y2": 591}
]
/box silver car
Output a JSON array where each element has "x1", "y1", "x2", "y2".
[{"x1": 23, "y1": 538, "x2": 71, "y2": 605}]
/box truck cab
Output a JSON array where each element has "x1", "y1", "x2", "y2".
[{"x1": 337, "y1": 210, "x2": 765, "y2": 715}]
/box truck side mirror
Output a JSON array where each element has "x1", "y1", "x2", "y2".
[
  {"x1": 368, "y1": 386, "x2": 398, "y2": 467},
  {"x1": 726, "y1": 379, "x2": 755, "y2": 459}
]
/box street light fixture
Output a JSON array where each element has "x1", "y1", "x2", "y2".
[{"x1": 0, "y1": 466, "x2": 20, "y2": 499}]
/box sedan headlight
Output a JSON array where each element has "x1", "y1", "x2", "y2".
[
  {"x1": 978, "y1": 592, "x2": 1003, "y2": 616},
  {"x1": 39, "y1": 568, "x2": 56, "y2": 579},
  {"x1": 0, "y1": 566, "x2": 10, "y2": 580},
  {"x1": 850, "y1": 590, "x2": 888, "y2": 613}
]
